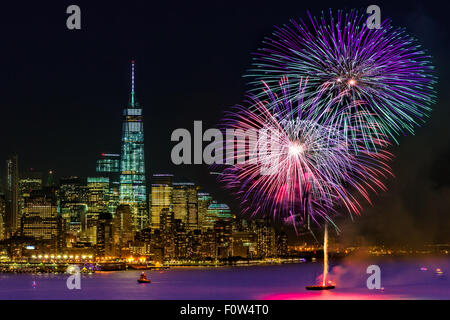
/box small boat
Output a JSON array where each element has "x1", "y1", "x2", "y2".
[
  {"x1": 137, "y1": 272, "x2": 151, "y2": 283},
  {"x1": 305, "y1": 285, "x2": 335, "y2": 290}
]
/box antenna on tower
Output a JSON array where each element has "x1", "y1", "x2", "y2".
[{"x1": 131, "y1": 60, "x2": 135, "y2": 107}]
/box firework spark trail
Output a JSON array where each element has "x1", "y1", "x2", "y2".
[
  {"x1": 246, "y1": 9, "x2": 437, "y2": 150},
  {"x1": 217, "y1": 79, "x2": 394, "y2": 229}
]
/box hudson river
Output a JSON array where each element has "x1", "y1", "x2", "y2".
[{"x1": 0, "y1": 257, "x2": 449, "y2": 299}]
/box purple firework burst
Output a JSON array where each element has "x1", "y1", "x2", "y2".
[
  {"x1": 247, "y1": 9, "x2": 437, "y2": 149},
  {"x1": 217, "y1": 78, "x2": 394, "y2": 229}
]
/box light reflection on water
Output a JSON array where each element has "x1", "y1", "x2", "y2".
[{"x1": 0, "y1": 257, "x2": 449, "y2": 300}]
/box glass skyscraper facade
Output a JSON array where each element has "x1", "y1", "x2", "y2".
[
  {"x1": 119, "y1": 61, "x2": 147, "y2": 230},
  {"x1": 5, "y1": 154, "x2": 19, "y2": 236},
  {"x1": 96, "y1": 153, "x2": 120, "y2": 215},
  {"x1": 150, "y1": 174, "x2": 173, "y2": 230},
  {"x1": 172, "y1": 182, "x2": 198, "y2": 230}
]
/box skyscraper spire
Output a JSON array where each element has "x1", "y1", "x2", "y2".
[
  {"x1": 120, "y1": 60, "x2": 147, "y2": 230},
  {"x1": 130, "y1": 60, "x2": 136, "y2": 107}
]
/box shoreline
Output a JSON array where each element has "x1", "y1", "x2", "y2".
[{"x1": 1, "y1": 254, "x2": 449, "y2": 274}]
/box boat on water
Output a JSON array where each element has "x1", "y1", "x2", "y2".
[
  {"x1": 137, "y1": 272, "x2": 151, "y2": 283},
  {"x1": 305, "y1": 285, "x2": 335, "y2": 290}
]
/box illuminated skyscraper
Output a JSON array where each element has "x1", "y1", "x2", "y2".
[
  {"x1": 172, "y1": 182, "x2": 198, "y2": 230},
  {"x1": 96, "y1": 212, "x2": 113, "y2": 256},
  {"x1": 82, "y1": 177, "x2": 109, "y2": 244},
  {"x1": 5, "y1": 154, "x2": 19, "y2": 236},
  {"x1": 205, "y1": 201, "x2": 232, "y2": 229},
  {"x1": 0, "y1": 194, "x2": 5, "y2": 240},
  {"x1": 255, "y1": 219, "x2": 276, "y2": 258},
  {"x1": 87, "y1": 177, "x2": 109, "y2": 215},
  {"x1": 197, "y1": 192, "x2": 212, "y2": 231},
  {"x1": 21, "y1": 188, "x2": 65, "y2": 250},
  {"x1": 19, "y1": 169, "x2": 43, "y2": 215},
  {"x1": 151, "y1": 174, "x2": 173, "y2": 230},
  {"x1": 59, "y1": 176, "x2": 87, "y2": 236},
  {"x1": 119, "y1": 61, "x2": 148, "y2": 230},
  {"x1": 113, "y1": 204, "x2": 134, "y2": 257},
  {"x1": 96, "y1": 153, "x2": 120, "y2": 215},
  {"x1": 97, "y1": 154, "x2": 120, "y2": 174}
]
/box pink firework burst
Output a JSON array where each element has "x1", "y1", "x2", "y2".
[{"x1": 217, "y1": 78, "x2": 393, "y2": 230}]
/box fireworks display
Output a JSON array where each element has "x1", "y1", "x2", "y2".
[
  {"x1": 218, "y1": 79, "x2": 393, "y2": 229},
  {"x1": 246, "y1": 9, "x2": 437, "y2": 148}
]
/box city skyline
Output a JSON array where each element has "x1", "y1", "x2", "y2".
[
  {"x1": 0, "y1": 63, "x2": 292, "y2": 262},
  {"x1": 0, "y1": 1, "x2": 448, "y2": 304},
  {"x1": 0, "y1": 2, "x2": 449, "y2": 247}
]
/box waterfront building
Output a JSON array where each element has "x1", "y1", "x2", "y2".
[
  {"x1": 232, "y1": 231, "x2": 256, "y2": 258},
  {"x1": 200, "y1": 228, "x2": 216, "y2": 259},
  {"x1": 119, "y1": 61, "x2": 148, "y2": 231},
  {"x1": 172, "y1": 182, "x2": 198, "y2": 230},
  {"x1": 0, "y1": 194, "x2": 5, "y2": 240},
  {"x1": 5, "y1": 154, "x2": 20, "y2": 237},
  {"x1": 276, "y1": 230, "x2": 289, "y2": 256},
  {"x1": 205, "y1": 202, "x2": 232, "y2": 229},
  {"x1": 159, "y1": 208, "x2": 175, "y2": 260},
  {"x1": 87, "y1": 177, "x2": 110, "y2": 215},
  {"x1": 174, "y1": 219, "x2": 188, "y2": 259},
  {"x1": 112, "y1": 204, "x2": 134, "y2": 256},
  {"x1": 255, "y1": 219, "x2": 276, "y2": 258},
  {"x1": 96, "y1": 212, "x2": 113, "y2": 256},
  {"x1": 187, "y1": 229, "x2": 202, "y2": 259},
  {"x1": 148, "y1": 229, "x2": 164, "y2": 263},
  {"x1": 59, "y1": 177, "x2": 87, "y2": 237},
  {"x1": 214, "y1": 219, "x2": 233, "y2": 259},
  {"x1": 80, "y1": 177, "x2": 110, "y2": 244},
  {"x1": 150, "y1": 174, "x2": 173, "y2": 230},
  {"x1": 197, "y1": 192, "x2": 212, "y2": 231},
  {"x1": 20, "y1": 188, "x2": 64, "y2": 249},
  {"x1": 96, "y1": 153, "x2": 120, "y2": 215},
  {"x1": 46, "y1": 170, "x2": 56, "y2": 187},
  {"x1": 133, "y1": 227, "x2": 152, "y2": 255},
  {"x1": 18, "y1": 169, "x2": 43, "y2": 215}
]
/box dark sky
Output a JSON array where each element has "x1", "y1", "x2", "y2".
[{"x1": 1, "y1": 0, "x2": 449, "y2": 245}]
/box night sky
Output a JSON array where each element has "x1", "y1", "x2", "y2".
[{"x1": 1, "y1": 0, "x2": 449, "y2": 244}]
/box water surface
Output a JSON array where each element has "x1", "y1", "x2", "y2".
[{"x1": 0, "y1": 257, "x2": 448, "y2": 299}]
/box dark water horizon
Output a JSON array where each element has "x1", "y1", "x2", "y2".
[{"x1": 0, "y1": 257, "x2": 449, "y2": 300}]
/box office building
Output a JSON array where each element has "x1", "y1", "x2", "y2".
[
  {"x1": 150, "y1": 174, "x2": 173, "y2": 229},
  {"x1": 119, "y1": 61, "x2": 148, "y2": 230},
  {"x1": 5, "y1": 154, "x2": 19, "y2": 236}
]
